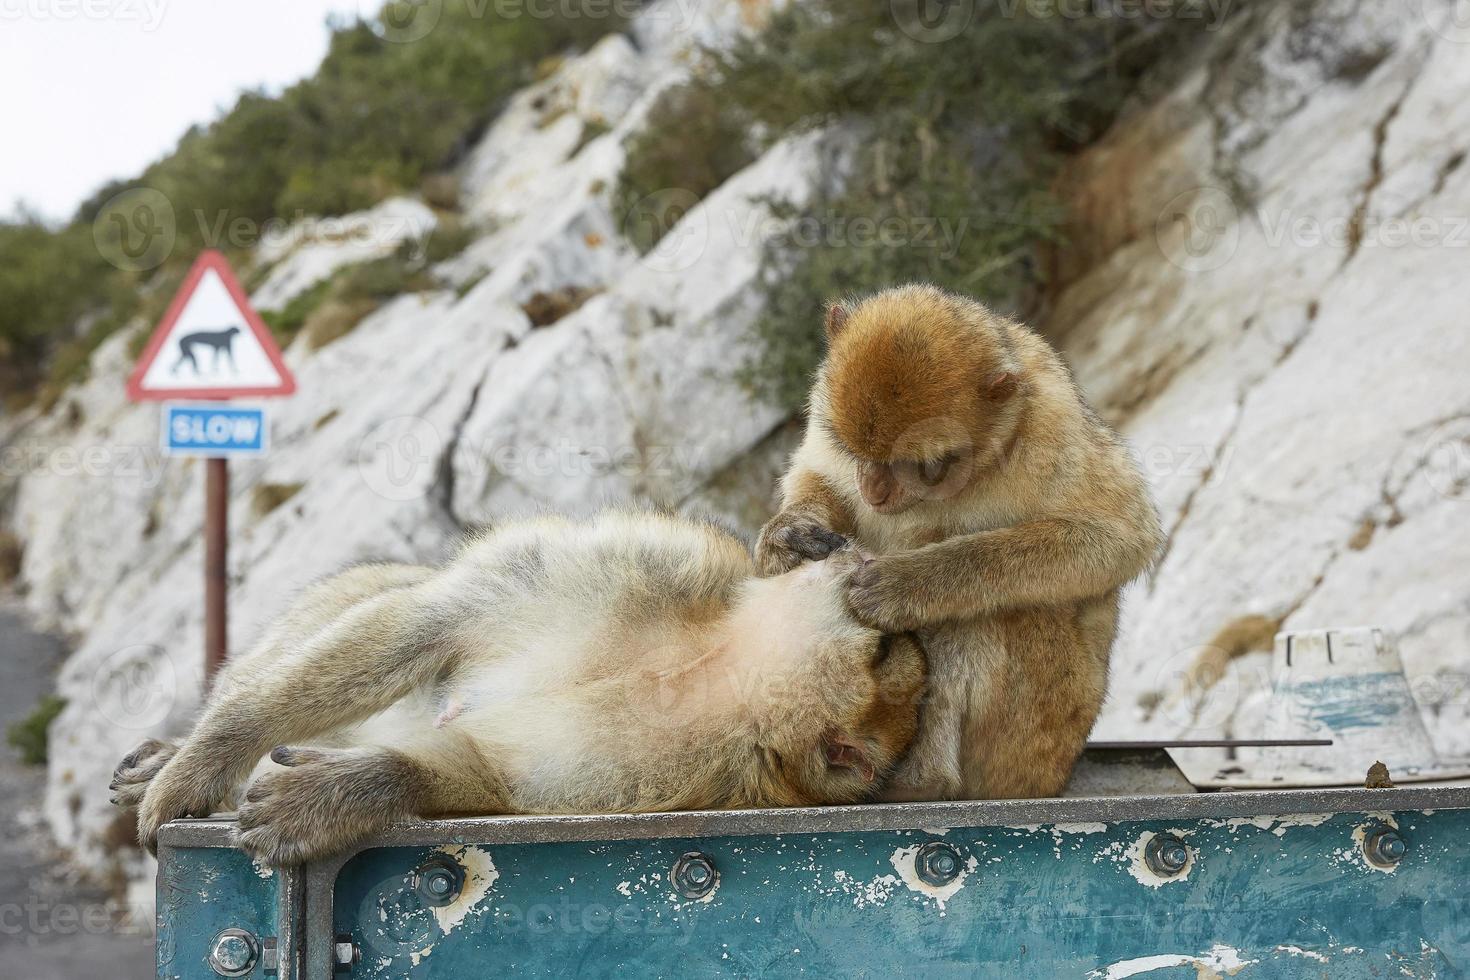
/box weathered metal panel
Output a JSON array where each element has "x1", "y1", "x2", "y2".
[
  {"x1": 324, "y1": 810, "x2": 1468, "y2": 978},
  {"x1": 156, "y1": 844, "x2": 279, "y2": 980},
  {"x1": 156, "y1": 786, "x2": 1470, "y2": 978}
]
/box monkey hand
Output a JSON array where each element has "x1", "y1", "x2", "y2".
[
  {"x1": 109, "y1": 738, "x2": 179, "y2": 810},
  {"x1": 754, "y1": 511, "x2": 847, "y2": 576},
  {"x1": 846, "y1": 556, "x2": 926, "y2": 632},
  {"x1": 135, "y1": 750, "x2": 238, "y2": 853},
  {"x1": 236, "y1": 747, "x2": 400, "y2": 866}
]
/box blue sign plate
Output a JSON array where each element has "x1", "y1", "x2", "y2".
[{"x1": 163, "y1": 403, "x2": 268, "y2": 457}]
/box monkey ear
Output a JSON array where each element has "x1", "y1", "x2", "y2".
[
  {"x1": 984, "y1": 370, "x2": 1018, "y2": 402},
  {"x1": 824, "y1": 733, "x2": 877, "y2": 783},
  {"x1": 825, "y1": 302, "x2": 852, "y2": 342}
]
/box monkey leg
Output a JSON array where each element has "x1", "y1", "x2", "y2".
[
  {"x1": 876, "y1": 641, "x2": 967, "y2": 802},
  {"x1": 236, "y1": 735, "x2": 509, "y2": 866},
  {"x1": 961, "y1": 606, "x2": 1112, "y2": 800},
  {"x1": 136, "y1": 578, "x2": 459, "y2": 851}
]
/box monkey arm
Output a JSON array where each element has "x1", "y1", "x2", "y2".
[
  {"x1": 848, "y1": 514, "x2": 1158, "y2": 630},
  {"x1": 755, "y1": 468, "x2": 858, "y2": 576},
  {"x1": 204, "y1": 586, "x2": 458, "y2": 765},
  {"x1": 136, "y1": 585, "x2": 461, "y2": 849}
]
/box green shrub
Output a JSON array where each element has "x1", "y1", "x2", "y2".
[
  {"x1": 7, "y1": 695, "x2": 66, "y2": 766},
  {"x1": 1, "y1": 0, "x2": 627, "y2": 407},
  {"x1": 703, "y1": 0, "x2": 1221, "y2": 409},
  {"x1": 614, "y1": 84, "x2": 758, "y2": 253}
]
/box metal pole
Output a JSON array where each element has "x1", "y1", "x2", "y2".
[{"x1": 205, "y1": 456, "x2": 228, "y2": 685}]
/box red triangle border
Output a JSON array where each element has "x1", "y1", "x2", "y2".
[{"x1": 126, "y1": 249, "x2": 297, "y2": 401}]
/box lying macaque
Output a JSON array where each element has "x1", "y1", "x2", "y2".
[{"x1": 113, "y1": 511, "x2": 924, "y2": 865}]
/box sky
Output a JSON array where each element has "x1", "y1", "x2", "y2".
[{"x1": 0, "y1": 1, "x2": 364, "y2": 223}]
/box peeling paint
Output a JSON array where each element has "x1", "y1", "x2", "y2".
[
  {"x1": 1276, "y1": 944, "x2": 1330, "y2": 963},
  {"x1": 1204, "y1": 813, "x2": 1333, "y2": 836},
  {"x1": 1087, "y1": 944, "x2": 1256, "y2": 978},
  {"x1": 1124, "y1": 830, "x2": 1195, "y2": 888},
  {"x1": 890, "y1": 844, "x2": 977, "y2": 910},
  {"x1": 431, "y1": 844, "x2": 499, "y2": 933}
]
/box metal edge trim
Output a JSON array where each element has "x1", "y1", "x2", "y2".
[{"x1": 157, "y1": 784, "x2": 1470, "y2": 851}]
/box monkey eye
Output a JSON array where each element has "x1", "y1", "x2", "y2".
[{"x1": 918, "y1": 454, "x2": 956, "y2": 486}]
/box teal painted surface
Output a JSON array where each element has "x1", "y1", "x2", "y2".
[
  {"x1": 1284, "y1": 672, "x2": 1418, "y2": 733},
  {"x1": 329, "y1": 810, "x2": 1469, "y2": 978},
  {"x1": 156, "y1": 847, "x2": 277, "y2": 980},
  {"x1": 155, "y1": 809, "x2": 1470, "y2": 978}
]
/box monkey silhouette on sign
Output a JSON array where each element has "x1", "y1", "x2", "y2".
[{"x1": 171, "y1": 326, "x2": 242, "y2": 377}]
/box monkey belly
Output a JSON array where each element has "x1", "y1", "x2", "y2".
[{"x1": 908, "y1": 595, "x2": 1116, "y2": 801}]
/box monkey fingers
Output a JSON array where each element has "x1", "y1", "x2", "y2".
[
  {"x1": 756, "y1": 514, "x2": 847, "y2": 575},
  {"x1": 845, "y1": 557, "x2": 924, "y2": 633},
  {"x1": 237, "y1": 747, "x2": 404, "y2": 866},
  {"x1": 136, "y1": 755, "x2": 238, "y2": 854},
  {"x1": 109, "y1": 738, "x2": 179, "y2": 809}
]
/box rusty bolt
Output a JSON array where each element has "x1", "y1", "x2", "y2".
[
  {"x1": 915, "y1": 841, "x2": 965, "y2": 886},
  {"x1": 671, "y1": 851, "x2": 719, "y2": 900},
  {"x1": 1364, "y1": 827, "x2": 1406, "y2": 867},
  {"x1": 1145, "y1": 833, "x2": 1191, "y2": 877},
  {"x1": 413, "y1": 855, "x2": 466, "y2": 907}
]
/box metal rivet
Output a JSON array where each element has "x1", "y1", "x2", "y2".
[
  {"x1": 208, "y1": 928, "x2": 259, "y2": 977},
  {"x1": 1364, "y1": 827, "x2": 1407, "y2": 867},
  {"x1": 914, "y1": 841, "x2": 965, "y2": 886},
  {"x1": 413, "y1": 855, "x2": 466, "y2": 907},
  {"x1": 333, "y1": 935, "x2": 360, "y2": 971},
  {"x1": 671, "y1": 851, "x2": 719, "y2": 900},
  {"x1": 1144, "y1": 833, "x2": 1191, "y2": 877}
]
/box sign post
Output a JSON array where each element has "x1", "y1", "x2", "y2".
[{"x1": 127, "y1": 250, "x2": 296, "y2": 685}]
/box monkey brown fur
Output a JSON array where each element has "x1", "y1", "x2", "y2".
[
  {"x1": 116, "y1": 511, "x2": 925, "y2": 864},
  {"x1": 756, "y1": 284, "x2": 1161, "y2": 800}
]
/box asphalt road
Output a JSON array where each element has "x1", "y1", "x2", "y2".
[{"x1": 0, "y1": 599, "x2": 154, "y2": 980}]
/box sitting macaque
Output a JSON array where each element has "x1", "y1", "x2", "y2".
[
  {"x1": 113, "y1": 511, "x2": 924, "y2": 865},
  {"x1": 756, "y1": 284, "x2": 1161, "y2": 800}
]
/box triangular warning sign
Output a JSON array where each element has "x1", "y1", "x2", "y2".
[{"x1": 127, "y1": 250, "x2": 297, "y2": 401}]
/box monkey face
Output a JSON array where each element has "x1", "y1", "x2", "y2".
[
  {"x1": 819, "y1": 285, "x2": 1022, "y2": 517},
  {"x1": 725, "y1": 548, "x2": 927, "y2": 805}
]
